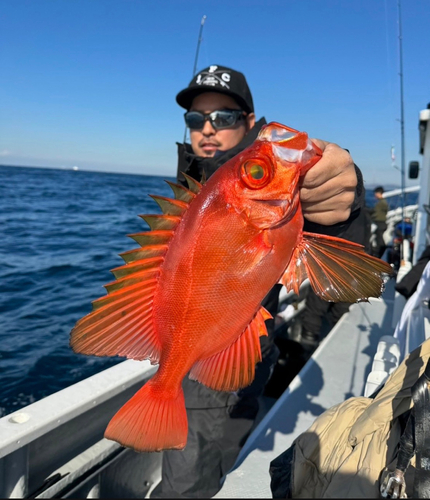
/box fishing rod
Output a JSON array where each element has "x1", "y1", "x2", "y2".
[
  {"x1": 397, "y1": 0, "x2": 406, "y2": 255},
  {"x1": 183, "y1": 15, "x2": 207, "y2": 144},
  {"x1": 192, "y1": 15, "x2": 207, "y2": 79}
]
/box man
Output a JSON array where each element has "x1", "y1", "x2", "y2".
[
  {"x1": 370, "y1": 186, "x2": 389, "y2": 258},
  {"x1": 151, "y1": 64, "x2": 365, "y2": 499}
]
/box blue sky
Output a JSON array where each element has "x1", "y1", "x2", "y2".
[{"x1": 1, "y1": 0, "x2": 429, "y2": 187}]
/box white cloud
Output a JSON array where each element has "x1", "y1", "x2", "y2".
[{"x1": 0, "y1": 149, "x2": 11, "y2": 157}]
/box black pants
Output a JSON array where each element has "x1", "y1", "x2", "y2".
[
  {"x1": 301, "y1": 288, "x2": 351, "y2": 345},
  {"x1": 149, "y1": 384, "x2": 255, "y2": 498},
  {"x1": 372, "y1": 221, "x2": 387, "y2": 258},
  {"x1": 150, "y1": 286, "x2": 281, "y2": 498}
]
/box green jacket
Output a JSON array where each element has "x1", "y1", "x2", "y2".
[{"x1": 371, "y1": 198, "x2": 389, "y2": 223}]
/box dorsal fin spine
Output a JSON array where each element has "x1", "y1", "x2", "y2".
[
  {"x1": 139, "y1": 214, "x2": 181, "y2": 231},
  {"x1": 104, "y1": 269, "x2": 160, "y2": 293},
  {"x1": 181, "y1": 172, "x2": 203, "y2": 194},
  {"x1": 111, "y1": 257, "x2": 164, "y2": 279},
  {"x1": 104, "y1": 267, "x2": 159, "y2": 293},
  {"x1": 149, "y1": 195, "x2": 188, "y2": 216},
  {"x1": 112, "y1": 256, "x2": 163, "y2": 271},
  {"x1": 165, "y1": 180, "x2": 196, "y2": 203},
  {"x1": 128, "y1": 230, "x2": 174, "y2": 247},
  {"x1": 120, "y1": 245, "x2": 169, "y2": 264}
]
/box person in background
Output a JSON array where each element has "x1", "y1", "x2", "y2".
[
  {"x1": 151, "y1": 64, "x2": 366, "y2": 499},
  {"x1": 370, "y1": 185, "x2": 389, "y2": 258}
]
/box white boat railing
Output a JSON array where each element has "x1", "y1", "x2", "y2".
[
  {"x1": 0, "y1": 360, "x2": 158, "y2": 498},
  {"x1": 382, "y1": 185, "x2": 420, "y2": 198}
]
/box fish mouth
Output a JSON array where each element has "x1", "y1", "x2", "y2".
[
  {"x1": 254, "y1": 194, "x2": 299, "y2": 227},
  {"x1": 254, "y1": 199, "x2": 288, "y2": 207},
  {"x1": 254, "y1": 194, "x2": 298, "y2": 213}
]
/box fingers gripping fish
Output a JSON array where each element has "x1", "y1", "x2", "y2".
[{"x1": 70, "y1": 123, "x2": 393, "y2": 452}]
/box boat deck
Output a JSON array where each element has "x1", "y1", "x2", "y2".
[{"x1": 215, "y1": 278, "x2": 396, "y2": 498}]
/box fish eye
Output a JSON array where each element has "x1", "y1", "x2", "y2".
[
  {"x1": 248, "y1": 164, "x2": 264, "y2": 179},
  {"x1": 241, "y1": 160, "x2": 272, "y2": 189}
]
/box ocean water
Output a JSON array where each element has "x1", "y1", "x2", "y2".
[{"x1": 0, "y1": 165, "x2": 175, "y2": 417}]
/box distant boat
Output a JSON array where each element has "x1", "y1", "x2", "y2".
[{"x1": 72, "y1": 166, "x2": 79, "y2": 171}]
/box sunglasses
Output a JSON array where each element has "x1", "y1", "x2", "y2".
[{"x1": 184, "y1": 109, "x2": 246, "y2": 131}]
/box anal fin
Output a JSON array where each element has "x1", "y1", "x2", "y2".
[
  {"x1": 281, "y1": 231, "x2": 393, "y2": 302},
  {"x1": 189, "y1": 306, "x2": 271, "y2": 392}
]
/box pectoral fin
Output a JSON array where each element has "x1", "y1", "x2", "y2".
[
  {"x1": 189, "y1": 306, "x2": 271, "y2": 392},
  {"x1": 281, "y1": 231, "x2": 393, "y2": 302}
]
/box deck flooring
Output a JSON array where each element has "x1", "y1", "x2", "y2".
[{"x1": 216, "y1": 278, "x2": 396, "y2": 498}]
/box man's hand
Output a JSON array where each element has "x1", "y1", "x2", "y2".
[{"x1": 300, "y1": 139, "x2": 357, "y2": 226}]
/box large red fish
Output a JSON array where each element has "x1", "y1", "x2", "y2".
[{"x1": 70, "y1": 122, "x2": 392, "y2": 452}]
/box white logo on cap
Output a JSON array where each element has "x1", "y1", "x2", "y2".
[{"x1": 195, "y1": 67, "x2": 231, "y2": 89}]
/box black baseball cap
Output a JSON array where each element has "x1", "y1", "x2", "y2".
[{"x1": 176, "y1": 65, "x2": 254, "y2": 114}]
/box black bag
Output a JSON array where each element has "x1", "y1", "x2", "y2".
[{"x1": 269, "y1": 444, "x2": 295, "y2": 498}]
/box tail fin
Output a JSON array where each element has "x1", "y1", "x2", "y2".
[{"x1": 105, "y1": 381, "x2": 188, "y2": 452}]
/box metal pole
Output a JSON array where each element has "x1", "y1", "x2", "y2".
[
  {"x1": 398, "y1": 0, "x2": 406, "y2": 256},
  {"x1": 183, "y1": 15, "x2": 207, "y2": 144}
]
